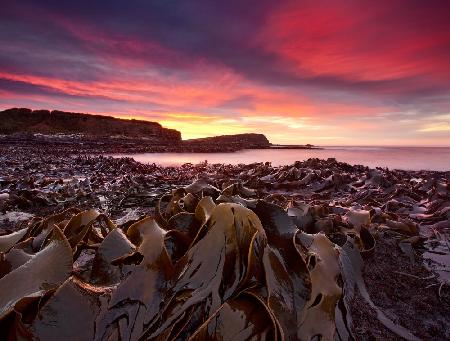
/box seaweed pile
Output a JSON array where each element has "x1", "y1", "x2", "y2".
[
  {"x1": 0, "y1": 180, "x2": 425, "y2": 340},
  {"x1": 1, "y1": 149, "x2": 450, "y2": 339},
  {"x1": 0, "y1": 153, "x2": 198, "y2": 225}
]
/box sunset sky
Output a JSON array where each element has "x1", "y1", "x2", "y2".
[{"x1": 1, "y1": 0, "x2": 449, "y2": 145}]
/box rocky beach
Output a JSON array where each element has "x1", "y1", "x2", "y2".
[{"x1": 0, "y1": 144, "x2": 449, "y2": 340}]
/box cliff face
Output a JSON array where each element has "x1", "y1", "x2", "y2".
[{"x1": 0, "y1": 108, "x2": 181, "y2": 142}]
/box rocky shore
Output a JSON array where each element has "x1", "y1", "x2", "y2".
[
  {"x1": 0, "y1": 146, "x2": 449, "y2": 339},
  {"x1": 0, "y1": 132, "x2": 274, "y2": 153}
]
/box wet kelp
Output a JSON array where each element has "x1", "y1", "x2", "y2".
[
  {"x1": 0, "y1": 180, "x2": 424, "y2": 340},
  {"x1": 1, "y1": 150, "x2": 450, "y2": 338}
]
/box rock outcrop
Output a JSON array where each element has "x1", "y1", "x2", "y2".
[
  {"x1": 184, "y1": 133, "x2": 270, "y2": 150},
  {"x1": 0, "y1": 108, "x2": 181, "y2": 143}
]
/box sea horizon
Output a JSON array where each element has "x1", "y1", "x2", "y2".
[{"x1": 109, "y1": 145, "x2": 450, "y2": 171}]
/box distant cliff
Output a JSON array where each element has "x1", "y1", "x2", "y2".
[
  {"x1": 185, "y1": 134, "x2": 270, "y2": 150},
  {"x1": 0, "y1": 108, "x2": 274, "y2": 153},
  {"x1": 0, "y1": 108, "x2": 181, "y2": 143}
]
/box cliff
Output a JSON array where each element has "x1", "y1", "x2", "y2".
[
  {"x1": 0, "y1": 108, "x2": 274, "y2": 153},
  {"x1": 185, "y1": 134, "x2": 270, "y2": 150},
  {"x1": 0, "y1": 108, "x2": 181, "y2": 143}
]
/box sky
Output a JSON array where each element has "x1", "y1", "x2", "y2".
[{"x1": 1, "y1": 0, "x2": 449, "y2": 145}]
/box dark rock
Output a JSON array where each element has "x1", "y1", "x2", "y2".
[
  {"x1": 0, "y1": 108, "x2": 181, "y2": 142},
  {"x1": 184, "y1": 133, "x2": 270, "y2": 150}
]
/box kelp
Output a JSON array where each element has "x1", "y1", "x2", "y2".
[
  {"x1": 141, "y1": 203, "x2": 267, "y2": 340},
  {"x1": 95, "y1": 217, "x2": 173, "y2": 341},
  {"x1": 0, "y1": 226, "x2": 72, "y2": 320},
  {"x1": 0, "y1": 227, "x2": 27, "y2": 252},
  {"x1": 296, "y1": 232, "x2": 342, "y2": 339},
  {"x1": 31, "y1": 277, "x2": 104, "y2": 340},
  {"x1": 189, "y1": 294, "x2": 275, "y2": 340},
  {"x1": 252, "y1": 201, "x2": 311, "y2": 340},
  {"x1": 90, "y1": 228, "x2": 135, "y2": 285},
  {"x1": 0, "y1": 176, "x2": 426, "y2": 341}
]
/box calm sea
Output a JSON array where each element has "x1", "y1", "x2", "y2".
[{"x1": 110, "y1": 146, "x2": 450, "y2": 171}]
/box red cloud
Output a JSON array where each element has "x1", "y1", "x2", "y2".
[{"x1": 262, "y1": 1, "x2": 450, "y2": 83}]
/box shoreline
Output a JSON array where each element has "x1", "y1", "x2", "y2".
[
  {"x1": 0, "y1": 133, "x2": 320, "y2": 154},
  {"x1": 0, "y1": 146, "x2": 449, "y2": 339},
  {"x1": 4, "y1": 135, "x2": 450, "y2": 171}
]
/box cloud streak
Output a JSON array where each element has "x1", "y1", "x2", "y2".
[{"x1": 0, "y1": 0, "x2": 449, "y2": 145}]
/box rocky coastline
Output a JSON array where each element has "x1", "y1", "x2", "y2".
[{"x1": 0, "y1": 108, "x2": 318, "y2": 153}]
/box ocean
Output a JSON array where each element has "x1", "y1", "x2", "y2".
[{"x1": 110, "y1": 146, "x2": 450, "y2": 171}]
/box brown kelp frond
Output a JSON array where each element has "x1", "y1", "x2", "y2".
[
  {"x1": 296, "y1": 232, "x2": 342, "y2": 340},
  {"x1": 0, "y1": 228, "x2": 27, "y2": 253},
  {"x1": 0, "y1": 178, "x2": 426, "y2": 340},
  {"x1": 0, "y1": 226, "x2": 72, "y2": 320}
]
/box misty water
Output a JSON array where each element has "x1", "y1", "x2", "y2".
[{"x1": 110, "y1": 146, "x2": 450, "y2": 171}]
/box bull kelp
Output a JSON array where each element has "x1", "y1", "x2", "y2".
[
  {"x1": 0, "y1": 150, "x2": 449, "y2": 339},
  {"x1": 0, "y1": 178, "x2": 437, "y2": 340}
]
